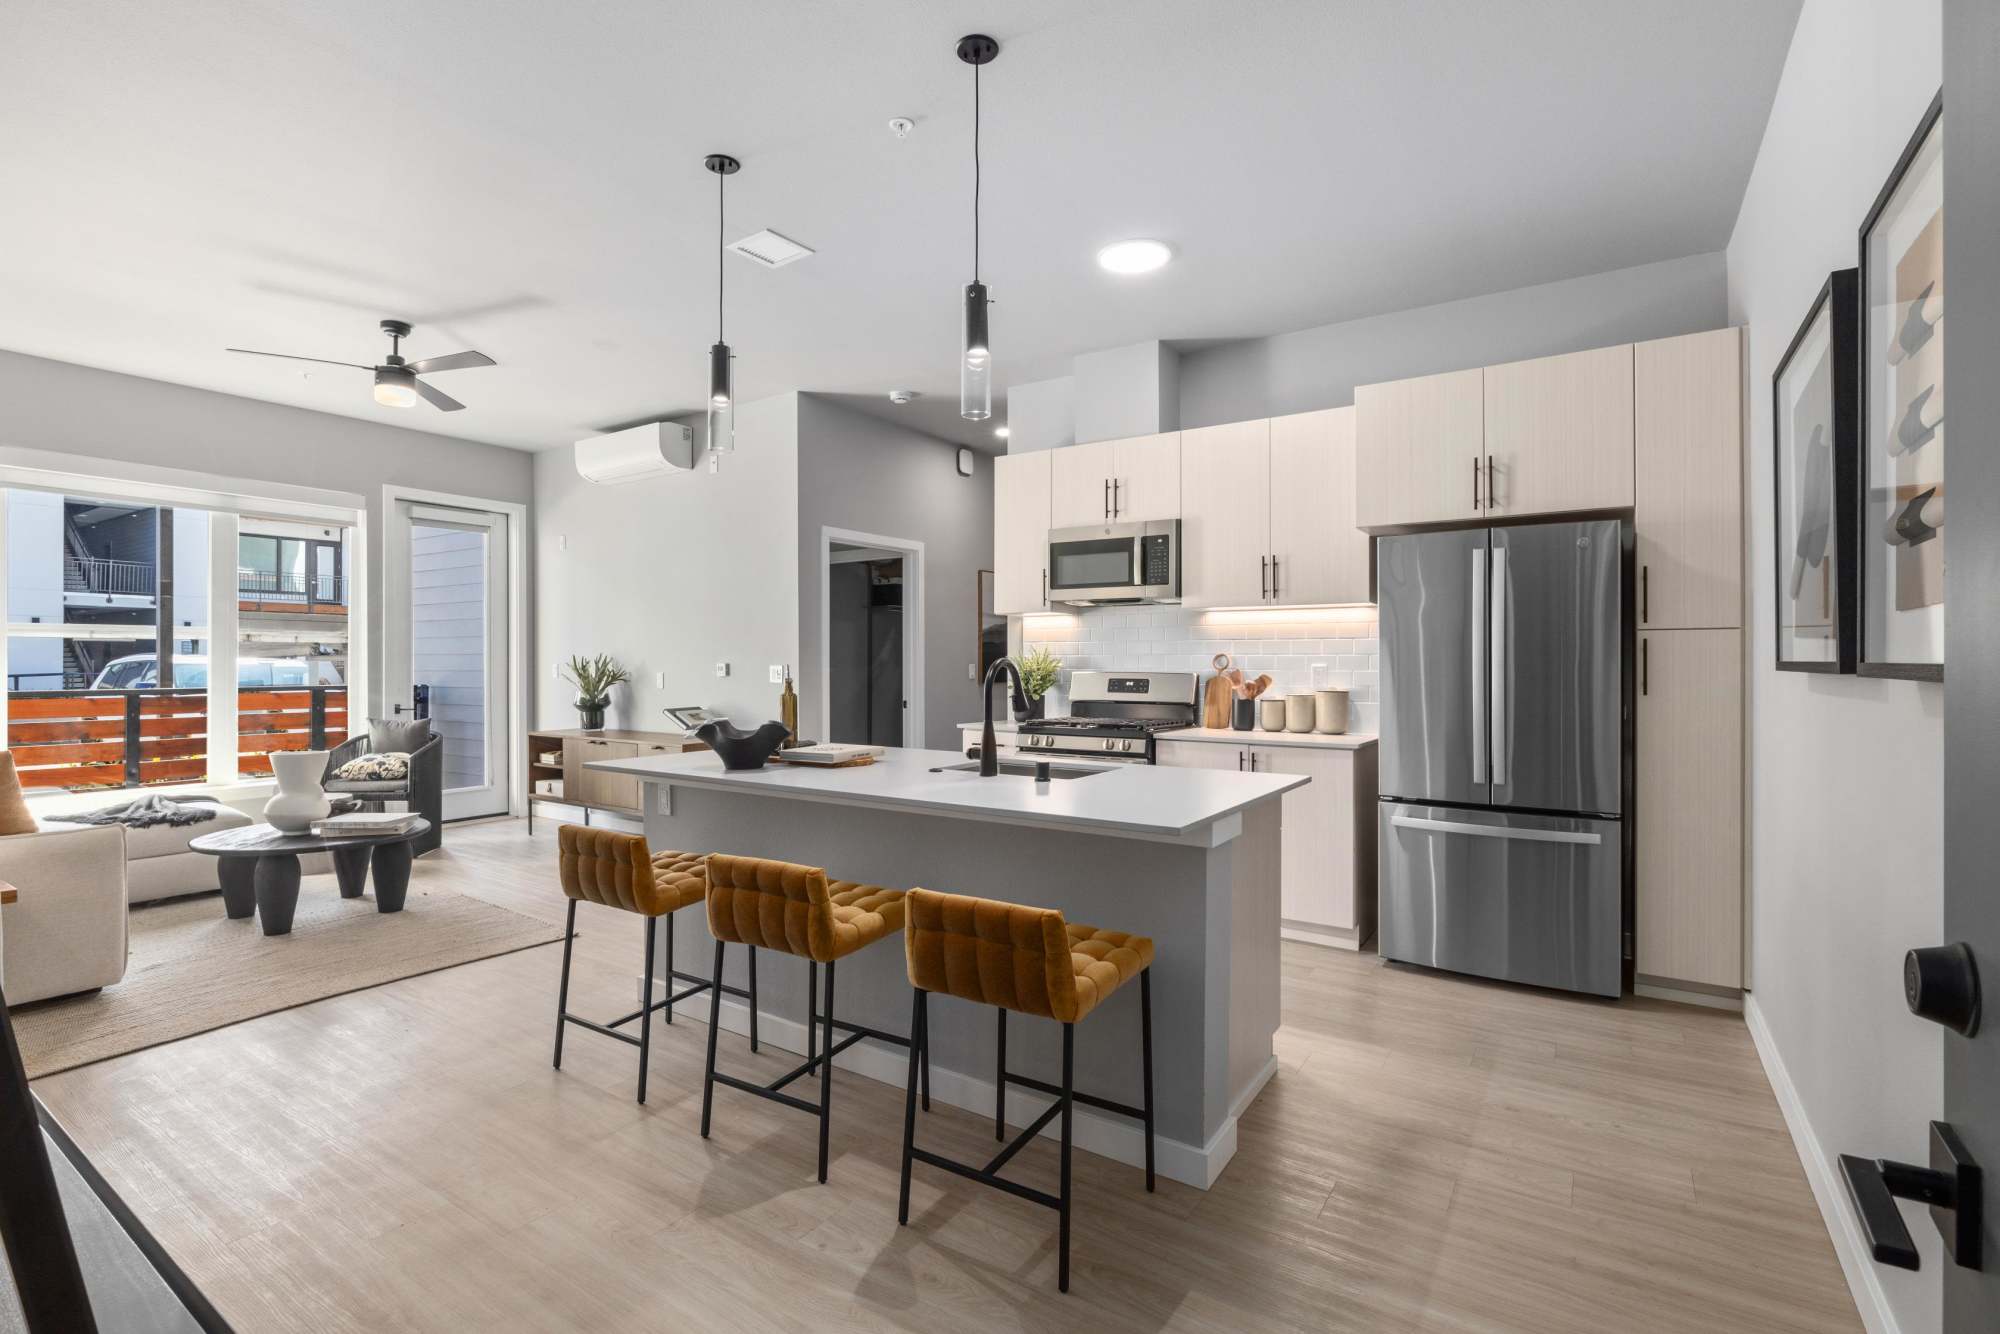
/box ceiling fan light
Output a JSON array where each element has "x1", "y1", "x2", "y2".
[{"x1": 373, "y1": 366, "x2": 417, "y2": 408}]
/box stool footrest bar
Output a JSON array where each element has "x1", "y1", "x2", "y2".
[
  {"x1": 1003, "y1": 1070, "x2": 1147, "y2": 1123},
  {"x1": 710, "y1": 1070, "x2": 821, "y2": 1116},
  {"x1": 984, "y1": 1098, "x2": 1065, "y2": 1176},
  {"x1": 560, "y1": 1013, "x2": 643, "y2": 1048},
  {"x1": 910, "y1": 1147, "x2": 1062, "y2": 1212}
]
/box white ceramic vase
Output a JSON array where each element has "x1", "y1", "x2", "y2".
[{"x1": 266, "y1": 749, "x2": 331, "y2": 833}]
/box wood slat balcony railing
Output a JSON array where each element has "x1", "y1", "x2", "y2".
[{"x1": 6, "y1": 687, "x2": 349, "y2": 790}]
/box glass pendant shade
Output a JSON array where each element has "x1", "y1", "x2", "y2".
[
  {"x1": 707, "y1": 341, "x2": 734, "y2": 454},
  {"x1": 373, "y1": 365, "x2": 417, "y2": 408},
  {"x1": 960, "y1": 281, "x2": 991, "y2": 421}
]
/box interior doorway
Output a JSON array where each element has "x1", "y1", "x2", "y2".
[{"x1": 819, "y1": 528, "x2": 924, "y2": 749}]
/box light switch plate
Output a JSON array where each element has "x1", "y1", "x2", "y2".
[
  {"x1": 714, "y1": 662, "x2": 730, "y2": 678},
  {"x1": 768, "y1": 664, "x2": 784, "y2": 684},
  {"x1": 655, "y1": 672, "x2": 666, "y2": 689}
]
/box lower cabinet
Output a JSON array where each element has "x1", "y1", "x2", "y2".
[
  {"x1": 1156, "y1": 738, "x2": 1379, "y2": 950},
  {"x1": 1635, "y1": 629, "x2": 1743, "y2": 990}
]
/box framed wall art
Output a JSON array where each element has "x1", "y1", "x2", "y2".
[
  {"x1": 1856, "y1": 89, "x2": 1944, "y2": 680},
  {"x1": 1772, "y1": 268, "x2": 1859, "y2": 672}
]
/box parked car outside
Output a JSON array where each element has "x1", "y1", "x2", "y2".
[{"x1": 88, "y1": 654, "x2": 344, "y2": 689}]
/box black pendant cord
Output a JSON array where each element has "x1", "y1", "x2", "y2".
[
  {"x1": 716, "y1": 166, "x2": 725, "y2": 344},
  {"x1": 973, "y1": 60, "x2": 981, "y2": 283}
]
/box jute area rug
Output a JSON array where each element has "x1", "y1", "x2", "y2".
[{"x1": 12, "y1": 880, "x2": 562, "y2": 1079}]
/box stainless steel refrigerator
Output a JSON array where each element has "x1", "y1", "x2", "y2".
[{"x1": 1376, "y1": 518, "x2": 1626, "y2": 997}]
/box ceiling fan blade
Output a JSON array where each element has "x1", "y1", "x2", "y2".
[
  {"x1": 405, "y1": 350, "x2": 495, "y2": 376},
  {"x1": 226, "y1": 348, "x2": 372, "y2": 371},
  {"x1": 413, "y1": 378, "x2": 466, "y2": 412}
]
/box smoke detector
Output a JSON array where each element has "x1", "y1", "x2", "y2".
[
  {"x1": 727, "y1": 229, "x2": 815, "y2": 269},
  {"x1": 887, "y1": 389, "x2": 919, "y2": 405},
  {"x1": 888, "y1": 117, "x2": 914, "y2": 139}
]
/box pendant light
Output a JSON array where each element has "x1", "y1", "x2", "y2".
[
  {"x1": 705, "y1": 153, "x2": 740, "y2": 461},
  {"x1": 957, "y1": 33, "x2": 998, "y2": 421}
]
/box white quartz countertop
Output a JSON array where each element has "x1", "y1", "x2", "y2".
[
  {"x1": 589, "y1": 746, "x2": 1305, "y2": 842},
  {"x1": 1156, "y1": 728, "x2": 1377, "y2": 751}
]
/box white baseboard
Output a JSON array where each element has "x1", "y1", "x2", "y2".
[
  {"x1": 1743, "y1": 995, "x2": 1899, "y2": 1334},
  {"x1": 643, "y1": 975, "x2": 1260, "y2": 1190},
  {"x1": 1281, "y1": 921, "x2": 1362, "y2": 951}
]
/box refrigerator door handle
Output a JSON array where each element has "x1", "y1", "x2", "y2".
[
  {"x1": 1490, "y1": 544, "x2": 1509, "y2": 788},
  {"x1": 1389, "y1": 813, "x2": 1604, "y2": 846},
  {"x1": 1471, "y1": 546, "x2": 1487, "y2": 784}
]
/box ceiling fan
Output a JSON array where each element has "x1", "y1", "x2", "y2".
[{"x1": 227, "y1": 319, "x2": 494, "y2": 411}]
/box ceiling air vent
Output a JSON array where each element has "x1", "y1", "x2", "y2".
[{"x1": 727, "y1": 229, "x2": 815, "y2": 269}]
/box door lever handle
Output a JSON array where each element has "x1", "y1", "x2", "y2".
[{"x1": 1838, "y1": 1121, "x2": 1983, "y2": 1271}]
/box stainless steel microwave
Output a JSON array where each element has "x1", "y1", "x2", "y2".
[{"x1": 1046, "y1": 520, "x2": 1181, "y2": 605}]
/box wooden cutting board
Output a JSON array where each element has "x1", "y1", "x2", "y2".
[{"x1": 1202, "y1": 673, "x2": 1233, "y2": 729}]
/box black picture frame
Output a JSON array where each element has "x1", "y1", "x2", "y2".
[
  {"x1": 1771, "y1": 269, "x2": 1860, "y2": 673},
  {"x1": 1855, "y1": 88, "x2": 1945, "y2": 682}
]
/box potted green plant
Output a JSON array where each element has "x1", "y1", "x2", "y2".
[
  {"x1": 1018, "y1": 645, "x2": 1061, "y2": 721},
  {"x1": 561, "y1": 654, "x2": 631, "y2": 731}
]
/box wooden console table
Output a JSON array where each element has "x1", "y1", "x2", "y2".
[{"x1": 525, "y1": 728, "x2": 706, "y2": 833}]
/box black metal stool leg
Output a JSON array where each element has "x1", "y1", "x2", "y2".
[
  {"x1": 806, "y1": 961, "x2": 818, "y2": 1072},
  {"x1": 637, "y1": 915, "x2": 656, "y2": 1104},
  {"x1": 898, "y1": 987, "x2": 924, "y2": 1225},
  {"x1": 919, "y1": 990, "x2": 931, "y2": 1112},
  {"x1": 748, "y1": 946, "x2": 760, "y2": 1052},
  {"x1": 552, "y1": 899, "x2": 577, "y2": 1069},
  {"x1": 700, "y1": 940, "x2": 724, "y2": 1138},
  {"x1": 663, "y1": 910, "x2": 675, "y2": 1024},
  {"x1": 817, "y1": 960, "x2": 837, "y2": 1183},
  {"x1": 994, "y1": 1008, "x2": 1007, "y2": 1140},
  {"x1": 1059, "y1": 1021, "x2": 1074, "y2": 1293},
  {"x1": 1141, "y1": 968, "x2": 1156, "y2": 1192}
]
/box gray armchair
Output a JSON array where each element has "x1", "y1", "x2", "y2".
[{"x1": 322, "y1": 727, "x2": 444, "y2": 855}]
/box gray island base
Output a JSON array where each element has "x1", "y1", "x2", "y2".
[{"x1": 587, "y1": 747, "x2": 1305, "y2": 1189}]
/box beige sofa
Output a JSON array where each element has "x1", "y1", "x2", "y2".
[{"x1": 0, "y1": 821, "x2": 129, "y2": 1005}]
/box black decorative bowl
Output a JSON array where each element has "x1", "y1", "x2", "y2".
[{"x1": 694, "y1": 719, "x2": 791, "y2": 771}]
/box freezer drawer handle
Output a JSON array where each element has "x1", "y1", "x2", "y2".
[{"x1": 1389, "y1": 814, "x2": 1602, "y2": 846}]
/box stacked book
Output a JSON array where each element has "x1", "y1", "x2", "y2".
[{"x1": 311, "y1": 811, "x2": 422, "y2": 838}]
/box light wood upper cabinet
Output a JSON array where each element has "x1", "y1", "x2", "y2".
[
  {"x1": 1180, "y1": 419, "x2": 1271, "y2": 607},
  {"x1": 1355, "y1": 367, "x2": 1484, "y2": 529},
  {"x1": 1483, "y1": 344, "x2": 1634, "y2": 517},
  {"x1": 1048, "y1": 439, "x2": 1119, "y2": 529},
  {"x1": 1048, "y1": 432, "x2": 1181, "y2": 529},
  {"x1": 1636, "y1": 328, "x2": 1744, "y2": 629},
  {"x1": 992, "y1": 450, "x2": 1051, "y2": 615},
  {"x1": 1636, "y1": 628, "x2": 1743, "y2": 989},
  {"x1": 1269, "y1": 407, "x2": 1370, "y2": 605},
  {"x1": 1112, "y1": 431, "x2": 1181, "y2": 523}
]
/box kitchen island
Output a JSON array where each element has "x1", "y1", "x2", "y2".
[{"x1": 587, "y1": 746, "x2": 1304, "y2": 1188}]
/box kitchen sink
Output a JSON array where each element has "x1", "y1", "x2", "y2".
[{"x1": 934, "y1": 760, "x2": 1110, "y2": 781}]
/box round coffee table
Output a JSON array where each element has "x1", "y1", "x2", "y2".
[{"x1": 188, "y1": 820, "x2": 433, "y2": 936}]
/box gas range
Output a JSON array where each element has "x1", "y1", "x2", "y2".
[{"x1": 1017, "y1": 670, "x2": 1197, "y2": 764}]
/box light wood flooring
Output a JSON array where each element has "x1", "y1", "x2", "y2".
[{"x1": 34, "y1": 818, "x2": 1860, "y2": 1333}]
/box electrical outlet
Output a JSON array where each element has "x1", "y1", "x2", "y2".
[
  {"x1": 714, "y1": 662, "x2": 730, "y2": 678},
  {"x1": 655, "y1": 672, "x2": 666, "y2": 689},
  {"x1": 769, "y1": 664, "x2": 784, "y2": 684},
  {"x1": 967, "y1": 663, "x2": 976, "y2": 680},
  {"x1": 558, "y1": 535, "x2": 567, "y2": 551}
]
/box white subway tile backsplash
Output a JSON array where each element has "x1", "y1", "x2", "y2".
[{"x1": 1024, "y1": 604, "x2": 1382, "y2": 733}]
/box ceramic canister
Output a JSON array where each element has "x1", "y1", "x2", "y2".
[
  {"x1": 1285, "y1": 694, "x2": 1316, "y2": 733},
  {"x1": 1258, "y1": 698, "x2": 1287, "y2": 731},
  {"x1": 1315, "y1": 688, "x2": 1351, "y2": 735}
]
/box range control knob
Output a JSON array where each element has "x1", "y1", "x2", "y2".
[{"x1": 1905, "y1": 943, "x2": 1981, "y2": 1036}]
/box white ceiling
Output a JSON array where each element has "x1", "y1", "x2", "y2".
[{"x1": 0, "y1": 1, "x2": 1800, "y2": 453}]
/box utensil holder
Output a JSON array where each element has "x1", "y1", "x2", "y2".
[{"x1": 1231, "y1": 697, "x2": 1254, "y2": 731}]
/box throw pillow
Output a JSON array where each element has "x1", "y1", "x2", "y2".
[
  {"x1": 0, "y1": 752, "x2": 35, "y2": 836},
  {"x1": 367, "y1": 717, "x2": 432, "y2": 754},
  {"x1": 333, "y1": 752, "x2": 411, "y2": 782}
]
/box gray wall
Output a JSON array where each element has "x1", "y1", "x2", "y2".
[
  {"x1": 1006, "y1": 374, "x2": 1075, "y2": 453},
  {"x1": 1176, "y1": 251, "x2": 1728, "y2": 427},
  {"x1": 1724, "y1": 3, "x2": 1942, "y2": 1328},
  {"x1": 0, "y1": 347, "x2": 533, "y2": 718},
  {"x1": 795, "y1": 394, "x2": 994, "y2": 749},
  {"x1": 532, "y1": 394, "x2": 800, "y2": 732}
]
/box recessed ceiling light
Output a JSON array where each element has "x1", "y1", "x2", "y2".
[
  {"x1": 1097, "y1": 239, "x2": 1173, "y2": 275},
  {"x1": 994, "y1": 426, "x2": 1010, "y2": 439}
]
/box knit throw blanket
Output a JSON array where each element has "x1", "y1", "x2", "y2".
[{"x1": 60, "y1": 794, "x2": 220, "y2": 829}]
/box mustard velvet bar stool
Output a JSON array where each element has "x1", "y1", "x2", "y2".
[
  {"x1": 897, "y1": 887, "x2": 1155, "y2": 1293},
  {"x1": 698, "y1": 853, "x2": 929, "y2": 1184},
  {"x1": 552, "y1": 825, "x2": 761, "y2": 1104}
]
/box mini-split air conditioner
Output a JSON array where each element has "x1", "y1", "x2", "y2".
[{"x1": 574, "y1": 421, "x2": 696, "y2": 483}]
